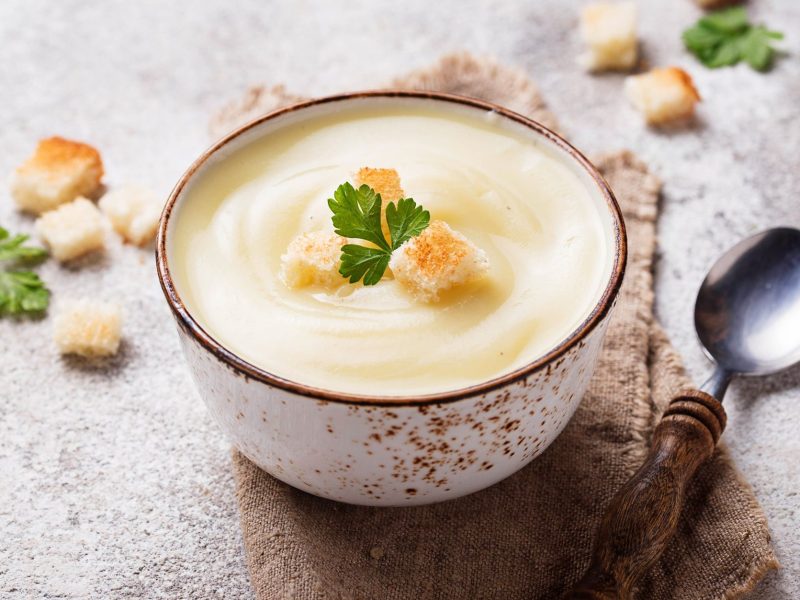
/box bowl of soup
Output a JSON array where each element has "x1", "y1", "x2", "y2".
[{"x1": 156, "y1": 91, "x2": 626, "y2": 506}]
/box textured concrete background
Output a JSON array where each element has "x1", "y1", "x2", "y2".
[{"x1": 1, "y1": 0, "x2": 798, "y2": 598}]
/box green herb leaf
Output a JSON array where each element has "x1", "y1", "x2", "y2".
[
  {"x1": 0, "y1": 270, "x2": 50, "y2": 315},
  {"x1": 741, "y1": 26, "x2": 783, "y2": 71},
  {"x1": 682, "y1": 7, "x2": 783, "y2": 72},
  {"x1": 328, "y1": 182, "x2": 430, "y2": 286},
  {"x1": 328, "y1": 183, "x2": 390, "y2": 251},
  {"x1": 707, "y1": 38, "x2": 742, "y2": 68},
  {"x1": 0, "y1": 226, "x2": 50, "y2": 316},
  {"x1": 0, "y1": 226, "x2": 48, "y2": 263},
  {"x1": 386, "y1": 197, "x2": 430, "y2": 250},
  {"x1": 338, "y1": 244, "x2": 392, "y2": 286},
  {"x1": 682, "y1": 24, "x2": 727, "y2": 61},
  {"x1": 699, "y1": 6, "x2": 748, "y2": 34}
]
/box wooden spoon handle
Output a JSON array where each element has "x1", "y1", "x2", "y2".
[{"x1": 565, "y1": 390, "x2": 727, "y2": 600}]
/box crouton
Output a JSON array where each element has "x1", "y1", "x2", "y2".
[
  {"x1": 625, "y1": 67, "x2": 701, "y2": 125},
  {"x1": 280, "y1": 230, "x2": 347, "y2": 289},
  {"x1": 356, "y1": 167, "x2": 404, "y2": 238},
  {"x1": 54, "y1": 299, "x2": 122, "y2": 357},
  {"x1": 11, "y1": 137, "x2": 104, "y2": 214},
  {"x1": 389, "y1": 220, "x2": 490, "y2": 302},
  {"x1": 99, "y1": 185, "x2": 161, "y2": 246},
  {"x1": 580, "y1": 2, "x2": 638, "y2": 72},
  {"x1": 355, "y1": 167, "x2": 404, "y2": 202},
  {"x1": 35, "y1": 197, "x2": 105, "y2": 262}
]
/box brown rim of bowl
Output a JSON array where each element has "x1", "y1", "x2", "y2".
[{"x1": 156, "y1": 90, "x2": 627, "y2": 407}]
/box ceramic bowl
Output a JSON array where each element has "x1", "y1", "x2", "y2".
[{"x1": 156, "y1": 91, "x2": 626, "y2": 506}]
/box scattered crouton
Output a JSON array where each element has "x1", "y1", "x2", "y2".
[
  {"x1": 625, "y1": 67, "x2": 701, "y2": 125},
  {"x1": 35, "y1": 197, "x2": 105, "y2": 262},
  {"x1": 280, "y1": 230, "x2": 347, "y2": 289},
  {"x1": 389, "y1": 220, "x2": 489, "y2": 302},
  {"x1": 99, "y1": 185, "x2": 161, "y2": 246},
  {"x1": 11, "y1": 137, "x2": 104, "y2": 214},
  {"x1": 580, "y1": 2, "x2": 638, "y2": 72},
  {"x1": 54, "y1": 299, "x2": 122, "y2": 357}
]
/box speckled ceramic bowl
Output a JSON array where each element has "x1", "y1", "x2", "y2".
[{"x1": 156, "y1": 92, "x2": 626, "y2": 506}]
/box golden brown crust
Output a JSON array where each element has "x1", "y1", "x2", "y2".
[
  {"x1": 658, "y1": 67, "x2": 701, "y2": 102},
  {"x1": 389, "y1": 220, "x2": 490, "y2": 302},
  {"x1": 356, "y1": 167, "x2": 404, "y2": 202},
  {"x1": 19, "y1": 136, "x2": 104, "y2": 179},
  {"x1": 625, "y1": 67, "x2": 701, "y2": 125},
  {"x1": 403, "y1": 220, "x2": 469, "y2": 277}
]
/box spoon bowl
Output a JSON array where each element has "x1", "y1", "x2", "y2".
[{"x1": 695, "y1": 227, "x2": 800, "y2": 377}]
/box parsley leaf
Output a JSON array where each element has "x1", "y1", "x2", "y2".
[
  {"x1": 707, "y1": 38, "x2": 741, "y2": 68},
  {"x1": 700, "y1": 6, "x2": 748, "y2": 34},
  {"x1": 339, "y1": 245, "x2": 391, "y2": 286},
  {"x1": 742, "y1": 26, "x2": 784, "y2": 71},
  {"x1": 386, "y1": 197, "x2": 430, "y2": 249},
  {"x1": 683, "y1": 7, "x2": 783, "y2": 72},
  {"x1": 0, "y1": 271, "x2": 50, "y2": 315},
  {"x1": 0, "y1": 226, "x2": 50, "y2": 316},
  {"x1": 328, "y1": 183, "x2": 390, "y2": 251},
  {"x1": 328, "y1": 182, "x2": 430, "y2": 285},
  {"x1": 0, "y1": 227, "x2": 48, "y2": 263}
]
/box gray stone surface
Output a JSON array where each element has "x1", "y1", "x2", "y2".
[{"x1": 1, "y1": 0, "x2": 797, "y2": 598}]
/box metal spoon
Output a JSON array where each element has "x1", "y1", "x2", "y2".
[{"x1": 568, "y1": 227, "x2": 800, "y2": 599}]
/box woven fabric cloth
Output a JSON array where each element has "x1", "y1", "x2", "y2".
[{"x1": 214, "y1": 54, "x2": 777, "y2": 600}]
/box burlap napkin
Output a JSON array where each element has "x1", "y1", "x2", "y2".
[{"x1": 214, "y1": 54, "x2": 778, "y2": 600}]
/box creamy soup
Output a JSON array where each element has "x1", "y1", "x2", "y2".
[{"x1": 170, "y1": 104, "x2": 611, "y2": 396}]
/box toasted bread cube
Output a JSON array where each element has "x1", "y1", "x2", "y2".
[
  {"x1": 11, "y1": 137, "x2": 104, "y2": 214},
  {"x1": 389, "y1": 220, "x2": 489, "y2": 302},
  {"x1": 625, "y1": 67, "x2": 701, "y2": 125},
  {"x1": 356, "y1": 167, "x2": 404, "y2": 238},
  {"x1": 580, "y1": 2, "x2": 638, "y2": 72},
  {"x1": 99, "y1": 185, "x2": 161, "y2": 246},
  {"x1": 280, "y1": 230, "x2": 347, "y2": 289},
  {"x1": 35, "y1": 197, "x2": 105, "y2": 262},
  {"x1": 355, "y1": 167, "x2": 404, "y2": 202},
  {"x1": 54, "y1": 300, "x2": 122, "y2": 357}
]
